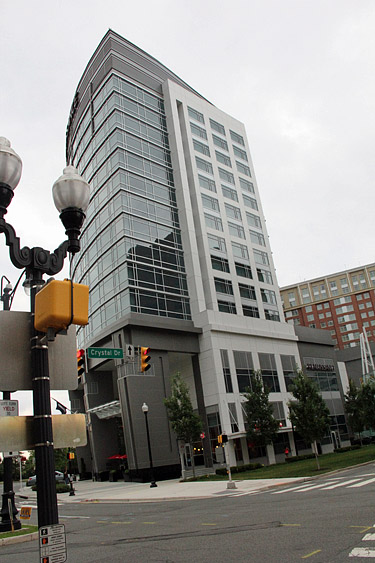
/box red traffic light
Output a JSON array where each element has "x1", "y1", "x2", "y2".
[
  {"x1": 77, "y1": 348, "x2": 85, "y2": 359},
  {"x1": 140, "y1": 347, "x2": 151, "y2": 372}
]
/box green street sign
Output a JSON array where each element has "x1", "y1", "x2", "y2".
[{"x1": 87, "y1": 347, "x2": 124, "y2": 359}]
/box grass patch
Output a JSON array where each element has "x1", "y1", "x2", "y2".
[
  {"x1": 0, "y1": 525, "x2": 38, "y2": 539},
  {"x1": 191, "y1": 444, "x2": 375, "y2": 481}
]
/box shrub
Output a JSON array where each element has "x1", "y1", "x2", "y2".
[
  {"x1": 32, "y1": 483, "x2": 71, "y2": 493},
  {"x1": 285, "y1": 454, "x2": 316, "y2": 463},
  {"x1": 215, "y1": 463, "x2": 263, "y2": 476},
  {"x1": 334, "y1": 445, "x2": 361, "y2": 453}
]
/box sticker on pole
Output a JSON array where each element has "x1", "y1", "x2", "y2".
[
  {"x1": 20, "y1": 506, "x2": 32, "y2": 520},
  {"x1": 39, "y1": 523, "x2": 67, "y2": 563}
]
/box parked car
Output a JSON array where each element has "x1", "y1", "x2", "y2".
[{"x1": 26, "y1": 471, "x2": 65, "y2": 487}]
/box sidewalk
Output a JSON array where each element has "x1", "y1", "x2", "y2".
[{"x1": 16, "y1": 476, "x2": 308, "y2": 504}]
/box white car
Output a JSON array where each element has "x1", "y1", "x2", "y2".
[{"x1": 26, "y1": 471, "x2": 65, "y2": 487}]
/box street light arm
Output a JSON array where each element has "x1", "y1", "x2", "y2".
[{"x1": 0, "y1": 216, "x2": 69, "y2": 276}]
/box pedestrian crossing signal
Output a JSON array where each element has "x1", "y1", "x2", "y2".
[{"x1": 140, "y1": 347, "x2": 151, "y2": 372}]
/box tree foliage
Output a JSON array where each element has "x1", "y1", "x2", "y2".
[
  {"x1": 360, "y1": 381, "x2": 375, "y2": 431},
  {"x1": 288, "y1": 370, "x2": 330, "y2": 469},
  {"x1": 164, "y1": 372, "x2": 203, "y2": 444},
  {"x1": 242, "y1": 371, "x2": 279, "y2": 446},
  {"x1": 344, "y1": 379, "x2": 366, "y2": 441}
]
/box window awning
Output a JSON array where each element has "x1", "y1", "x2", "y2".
[{"x1": 87, "y1": 400, "x2": 121, "y2": 419}]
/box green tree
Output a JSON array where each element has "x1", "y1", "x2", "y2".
[
  {"x1": 360, "y1": 381, "x2": 375, "y2": 431},
  {"x1": 242, "y1": 371, "x2": 279, "y2": 454},
  {"x1": 288, "y1": 370, "x2": 330, "y2": 470},
  {"x1": 164, "y1": 372, "x2": 203, "y2": 477},
  {"x1": 344, "y1": 379, "x2": 366, "y2": 444}
]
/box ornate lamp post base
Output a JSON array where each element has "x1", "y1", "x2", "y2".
[{"x1": 0, "y1": 491, "x2": 21, "y2": 532}]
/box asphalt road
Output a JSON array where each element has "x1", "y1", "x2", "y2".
[{"x1": 2, "y1": 464, "x2": 375, "y2": 562}]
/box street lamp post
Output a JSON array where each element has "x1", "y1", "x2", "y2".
[
  {"x1": 0, "y1": 276, "x2": 21, "y2": 532},
  {"x1": 0, "y1": 137, "x2": 89, "y2": 527},
  {"x1": 141, "y1": 403, "x2": 157, "y2": 488}
]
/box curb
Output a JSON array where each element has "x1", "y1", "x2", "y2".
[{"x1": 0, "y1": 532, "x2": 38, "y2": 547}]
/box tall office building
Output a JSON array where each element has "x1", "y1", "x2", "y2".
[
  {"x1": 280, "y1": 263, "x2": 375, "y2": 351},
  {"x1": 67, "y1": 31, "x2": 340, "y2": 479}
]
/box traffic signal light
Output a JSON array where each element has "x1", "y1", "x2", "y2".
[
  {"x1": 218, "y1": 434, "x2": 228, "y2": 444},
  {"x1": 140, "y1": 347, "x2": 151, "y2": 372},
  {"x1": 77, "y1": 349, "x2": 86, "y2": 378},
  {"x1": 67, "y1": 452, "x2": 75, "y2": 460}
]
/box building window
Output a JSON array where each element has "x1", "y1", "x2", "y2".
[
  {"x1": 233, "y1": 145, "x2": 248, "y2": 161},
  {"x1": 232, "y1": 242, "x2": 249, "y2": 261},
  {"x1": 236, "y1": 161, "x2": 251, "y2": 177},
  {"x1": 243, "y1": 195, "x2": 258, "y2": 211},
  {"x1": 193, "y1": 139, "x2": 210, "y2": 156},
  {"x1": 219, "y1": 167, "x2": 235, "y2": 184},
  {"x1": 246, "y1": 212, "x2": 262, "y2": 229},
  {"x1": 216, "y1": 151, "x2": 231, "y2": 167},
  {"x1": 301, "y1": 288, "x2": 311, "y2": 303},
  {"x1": 211, "y1": 256, "x2": 230, "y2": 273},
  {"x1": 281, "y1": 354, "x2": 298, "y2": 391},
  {"x1": 215, "y1": 277, "x2": 234, "y2": 295},
  {"x1": 257, "y1": 268, "x2": 273, "y2": 284},
  {"x1": 228, "y1": 222, "x2": 245, "y2": 239},
  {"x1": 235, "y1": 262, "x2": 252, "y2": 278},
  {"x1": 234, "y1": 350, "x2": 254, "y2": 393},
  {"x1": 212, "y1": 134, "x2": 228, "y2": 151},
  {"x1": 261, "y1": 288, "x2": 277, "y2": 305},
  {"x1": 208, "y1": 233, "x2": 227, "y2": 253},
  {"x1": 218, "y1": 300, "x2": 237, "y2": 314},
  {"x1": 228, "y1": 403, "x2": 239, "y2": 432},
  {"x1": 220, "y1": 350, "x2": 233, "y2": 393},
  {"x1": 239, "y1": 283, "x2": 256, "y2": 300},
  {"x1": 222, "y1": 184, "x2": 238, "y2": 201},
  {"x1": 239, "y1": 177, "x2": 254, "y2": 193},
  {"x1": 205, "y1": 213, "x2": 223, "y2": 231},
  {"x1": 225, "y1": 203, "x2": 242, "y2": 221},
  {"x1": 243, "y1": 304, "x2": 260, "y2": 318},
  {"x1": 188, "y1": 106, "x2": 205, "y2": 123},
  {"x1": 230, "y1": 130, "x2": 245, "y2": 145},
  {"x1": 265, "y1": 309, "x2": 280, "y2": 322},
  {"x1": 272, "y1": 402, "x2": 286, "y2": 427},
  {"x1": 250, "y1": 230, "x2": 266, "y2": 246},
  {"x1": 202, "y1": 193, "x2": 220, "y2": 212},
  {"x1": 259, "y1": 353, "x2": 280, "y2": 392},
  {"x1": 196, "y1": 156, "x2": 213, "y2": 175},
  {"x1": 198, "y1": 174, "x2": 216, "y2": 192},
  {"x1": 190, "y1": 122, "x2": 207, "y2": 139},
  {"x1": 209, "y1": 118, "x2": 225, "y2": 135},
  {"x1": 254, "y1": 249, "x2": 269, "y2": 266}
]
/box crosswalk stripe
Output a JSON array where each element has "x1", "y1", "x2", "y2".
[
  {"x1": 349, "y1": 478, "x2": 375, "y2": 488},
  {"x1": 349, "y1": 547, "x2": 375, "y2": 557},
  {"x1": 362, "y1": 533, "x2": 375, "y2": 541},
  {"x1": 321, "y1": 478, "x2": 362, "y2": 490},
  {"x1": 272, "y1": 483, "x2": 316, "y2": 494}
]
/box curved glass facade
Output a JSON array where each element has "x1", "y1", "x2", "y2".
[{"x1": 69, "y1": 72, "x2": 191, "y2": 344}]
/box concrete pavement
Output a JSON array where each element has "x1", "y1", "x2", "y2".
[{"x1": 16, "y1": 475, "x2": 308, "y2": 504}]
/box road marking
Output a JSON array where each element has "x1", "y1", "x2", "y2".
[
  {"x1": 272, "y1": 483, "x2": 316, "y2": 494},
  {"x1": 60, "y1": 515, "x2": 90, "y2": 519},
  {"x1": 321, "y1": 479, "x2": 362, "y2": 490},
  {"x1": 201, "y1": 523, "x2": 217, "y2": 526},
  {"x1": 302, "y1": 549, "x2": 321, "y2": 558},
  {"x1": 350, "y1": 547, "x2": 375, "y2": 557},
  {"x1": 362, "y1": 534, "x2": 375, "y2": 541},
  {"x1": 143, "y1": 522, "x2": 156, "y2": 524},
  {"x1": 281, "y1": 523, "x2": 301, "y2": 527},
  {"x1": 350, "y1": 526, "x2": 373, "y2": 533},
  {"x1": 349, "y1": 478, "x2": 375, "y2": 488}
]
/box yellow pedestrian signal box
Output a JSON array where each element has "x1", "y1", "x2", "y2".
[
  {"x1": 67, "y1": 452, "x2": 75, "y2": 460},
  {"x1": 34, "y1": 279, "x2": 89, "y2": 333}
]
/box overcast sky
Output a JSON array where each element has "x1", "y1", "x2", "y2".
[{"x1": 1, "y1": 0, "x2": 374, "y2": 414}]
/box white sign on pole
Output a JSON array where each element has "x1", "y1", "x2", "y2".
[
  {"x1": 125, "y1": 344, "x2": 135, "y2": 359},
  {"x1": 0, "y1": 400, "x2": 18, "y2": 417},
  {"x1": 39, "y1": 523, "x2": 67, "y2": 563}
]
